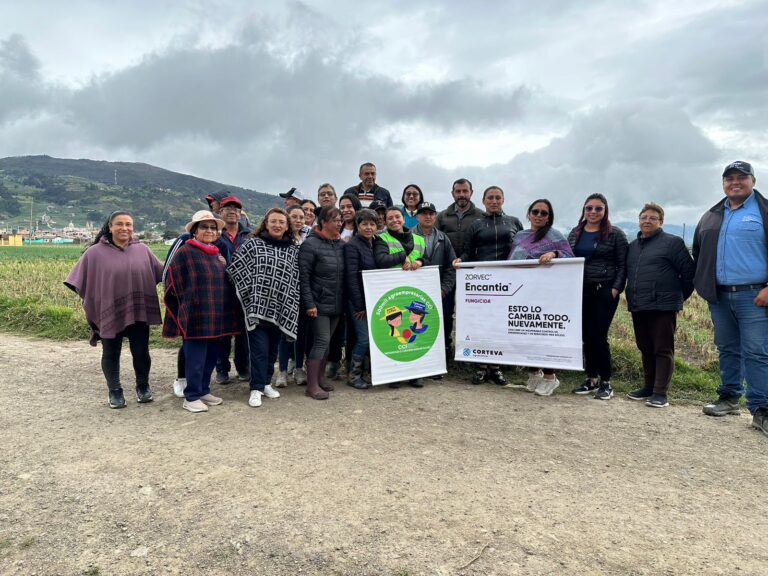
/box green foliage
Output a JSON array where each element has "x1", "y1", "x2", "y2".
[{"x1": 0, "y1": 154, "x2": 279, "y2": 231}]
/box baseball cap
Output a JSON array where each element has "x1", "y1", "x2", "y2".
[
  {"x1": 220, "y1": 195, "x2": 242, "y2": 209},
  {"x1": 416, "y1": 201, "x2": 437, "y2": 214},
  {"x1": 279, "y1": 187, "x2": 305, "y2": 201},
  {"x1": 369, "y1": 200, "x2": 387, "y2": 211},
  {"x1": 722, "y1": 161, "x2": 754, "y2": 177}
]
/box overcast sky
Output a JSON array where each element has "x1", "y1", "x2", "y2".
[{"x1": 1, "y1": 0, "x2": 766, "y2": 227}]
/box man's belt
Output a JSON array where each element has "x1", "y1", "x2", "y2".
[{"x1": 717, "y1": 283, "x2": 767, "y2": 292}]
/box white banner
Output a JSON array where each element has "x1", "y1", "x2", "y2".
[
  {"x1": 362, "y1": 266, "x2": 447, "y2": 385},
  {"x1": 455, "y1": 259, "x2": 584, "y2": 370}
]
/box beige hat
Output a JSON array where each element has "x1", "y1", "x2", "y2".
[{"x1": 185, "y1": 210, "x2": 225, "y2": 233}]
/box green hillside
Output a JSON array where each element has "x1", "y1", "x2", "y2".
[{"x1": 0, "y1": 155, "x2": 279, "y2": 232}]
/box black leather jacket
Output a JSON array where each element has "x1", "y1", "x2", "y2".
[{"x1": 568, "y1": 226, "x2": 628, "y2": 292}]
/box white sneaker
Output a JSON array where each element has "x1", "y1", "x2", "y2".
[
  {"x1": 262, "y1": 384, "x2": 281, "y2": 399},
  {"x1": 172, "y1": 378, "x2": 186, "y2": 398},
  {"x1": 525, "y1": 370, "x2": 544, "y2": 392},
  {"x1": 287, "y1": 358, "x2": 296, "y2": 373},
  {"x1": 275, "y1": 371, "x2": 288, "y2": 388},
  {"x1": 183, "y1": 399, "x2": 208, "y2": 413},
  {"x1": 294, "y1": 367, "x2": 307, "y2": 386},
  {"x1": 248, "y1": 390, "x2": 263, "y2": 407},
  {"x1": 535, "y1": 376, "x2": 560, "y2": 397}
]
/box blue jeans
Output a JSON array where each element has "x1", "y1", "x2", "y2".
[
  {"x1": 247, "y1": 323, "x2": 282, "y2": 391},
  {"x1": 348, "y1": 304, "x2": 369, "y2": 358},
  {"x1": 709, "y1": 289, "x2": 768, "y2": 413},
  {"x1": 182, "y1": 339, "x2": 219, "y2": 401}
]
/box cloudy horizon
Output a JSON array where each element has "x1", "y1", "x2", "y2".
[{"x1": 1, "y1": 0, "x2": 766, "y2": 228}]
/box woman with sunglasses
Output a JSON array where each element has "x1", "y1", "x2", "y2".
[
  {"x1": 508, "y1": 199, "x2": 574, "y2": 395},
  {"x1": 163, "y1": 210, "x2": 240, "y2": 413},
  {"x1": 568, "y1": 193, "x2": 628, "y2": 400}
]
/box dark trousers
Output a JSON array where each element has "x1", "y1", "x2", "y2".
[
  {"x1": 176, "y1": 346, "x2": 185, "y2": 379},
  {"x1": 328, "y1": 312, "x2": 355, "y2": 367},
  {"x1": 631, "y1": 310, "x2": 677, "y2": 395},
  {"x1": 309, "y1": 315, "x2": 340, "y2": 360},
  {"x1": 216, "y1": 333, "x2": 249, "y2": 376},
  {"x1": 582, "y1": 283, "x2": 620, "y2": 381},
  {"x1": 182, "y1": 338, "x2": 219, "y2": 401},
  {"x1": 247, "y1": 323, "x2": 282, "y2": 391},
  {"x1": 101, "y1": 322, "x2": 151, "y2": 391},
  {"x1": 443, "y1": 290, "x2": 455, "y2": 355},
  {"x1": 278, "y1": 313, "x2": 308, "y2": 370}
]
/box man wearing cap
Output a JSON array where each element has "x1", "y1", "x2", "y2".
[
  {"x1": 344, "y1": 163, "x2": 393, "y2": 208},
  {"x1": 415, "y1": 202, "x2": 457, "y2": 363},
  {"x1": 437, "y1": 178, "x2": 484, "y2": 256},
  {"x1": 215, "y1": 195, "x2": 252, "y2": 384},
  {"x1": 206, "y1": 189, "x2": 251, "y2": 228},
  {"x1": 693, "y1": 161, "x2": 768, "y2": 437},
  {"x1": 280, "y1": 187, "x2": 304, "y2": 209}
]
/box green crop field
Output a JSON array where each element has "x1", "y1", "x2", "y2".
[{"x1": 0, "y1": 244, "x2": 721, "y2": 399}]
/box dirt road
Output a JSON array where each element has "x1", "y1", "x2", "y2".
[{"x1": 1, "y1": 334, "x2": 766, "y2": 575}]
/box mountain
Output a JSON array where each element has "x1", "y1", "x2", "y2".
[{"x1": 0, "y1": 155, "x2": 280, "y2": 232}]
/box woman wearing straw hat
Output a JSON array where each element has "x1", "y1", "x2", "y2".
[{"x1": 163, "y1": 210, "x2": 240, "y2": 413}]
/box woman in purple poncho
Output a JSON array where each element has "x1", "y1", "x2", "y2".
[
  {"x1": 507, "y1": 198, "x2": 574, "y2": 396},
  {"x1": 65, "y1": 211, "x2": 163, "y2": 409}
]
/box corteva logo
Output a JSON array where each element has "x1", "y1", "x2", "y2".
[{"x1": 464, "y1": 348, "x2": 503, "y2": 357}]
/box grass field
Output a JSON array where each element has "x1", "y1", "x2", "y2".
[{"x1": 0, "y1": 244, "x2": 721, "y2": 399}]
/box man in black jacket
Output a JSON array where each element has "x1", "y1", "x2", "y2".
[
  {"x1": 693, "y1": 161, "x2": 768, "y2": 437},
  {"x1": 437, "y1": 178, "x2": 484, "y2": 256},
  {"x1": 343, "y1": 163, "x2": 393, "y2": 208}
]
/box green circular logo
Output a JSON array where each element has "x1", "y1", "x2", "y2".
[{"x1": 371, "y1": 286, "x2": 440, "y2": 362}]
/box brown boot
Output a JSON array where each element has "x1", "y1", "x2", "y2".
[
  {"x1": 305, "y1": 359, "x2": 329, "y2": 400},
  {"x1": 318, "y1": 356, "x2": 335, "y2": 392}
]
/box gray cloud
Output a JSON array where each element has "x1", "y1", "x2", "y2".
[{"x1": 0, "y1": 34, "x2": 49, "y2": 123}]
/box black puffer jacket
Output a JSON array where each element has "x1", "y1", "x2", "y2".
[
  {"x1": 568, "y1": 226, "x2": 629, "y2": 292},
  {"x1": 626, "y1": 229, "x2": 694, "y2": 312},
  {"x1": 298, "y1": 230, "x2": 345, "y2": 315},
  {"x1": 344, "y1": 234, "x2": 377, "y2": 313},
  {"x1": 460, "y1": 212, "x2": 523, "y2": 262}
]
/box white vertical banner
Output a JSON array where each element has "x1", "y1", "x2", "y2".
[
  {"x1": 455, "y1": 259, "x2": 584, "y2": 370},
  {"x1": 362, "y1": 266, "x2": 446, "y2": 385}
]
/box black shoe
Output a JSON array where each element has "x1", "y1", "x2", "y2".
[
  {"x1": 388, "y1": 382, "x2": 401, "y2": 389},
  {"x1": 646, "y1": 394, "x2": 669, "y2": 408},
  {"x1": 409, "y1": 378, "x2": 424, "y2": 388},
  {"x1": 136, "y1": 384, "x2": 153, "y2": 403},
  {"x1": 471, "y1": 369, "x2": 487, "y2": 385},
  {"x1": 572, "y1": 378, "x2": 599, "y2": 395},
  {"x1": 627, "y1": 387, "x2": 653, "y2": 401},
  {"x1": 703, "y1": 396, "x2": 741, "y2": 416},
  {"x1": 487, "y1": 368, "x2": 506, "y2": 385},
  {"x1": 752, "y1": 407, "x2": 768, "y2": 437},
  {"x1": 108, "y1": 388, "x2": 126, "y2": 409},
  {"x1": 431, "y1": 374, "x2": 444, "y2": 380},
  {"x1": 593, "y1": 381, "x2": 614, "y2": 401}
]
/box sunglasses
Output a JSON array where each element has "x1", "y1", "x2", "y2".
[
  {"x1": 198, "y1": 224, "x2": 218, "y2": 231},
  {"x1": 530, "y1": 209, "x2": 549, "y2": 217},
  {"x1": 584, "y1": 205, "x2": 605, "y2": 213}
]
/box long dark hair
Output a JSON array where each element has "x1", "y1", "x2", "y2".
[
  {"x1": 91, "y1": 211, "x2": 133, "y2": 247},
  {"x1": 572, "y1": 193, "x2": 613, "y2": 242},
  {"x1": 527, "y1": 199, "x2": 554, "y2": 242}
]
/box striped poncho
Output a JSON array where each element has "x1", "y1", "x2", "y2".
[{"x1": 227, "y1": 232, "x2": 301, "y2": 339}]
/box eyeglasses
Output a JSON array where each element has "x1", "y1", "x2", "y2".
[
  {"x1": 584, "y1": 206, "x2": 604, "y2": 213},
  {"x1": 639, "y1": 215, "x2": 660, "y2": 222},
  {"x1": 530, "y1": 209, "x2": 549, "y2": 217},
  {"x1": 221, "y1": 206, "x2": 241, "y2": 212},
  {"x1": 318, "y1": 191, "x2": 335, "y2": 198},
  {"x1": 404, "y1": 192, "x2": 420, "y2": 197},
  {"x1": 198, "y1": 224, "x2": 218, "y2": 231},
  {"x1": 723, "y1": 174, "x2": 751, "y2": 183}
]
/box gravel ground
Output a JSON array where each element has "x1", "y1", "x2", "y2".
[{"x1": 1, "y1": 334, "x2": 766, "y2": 576}]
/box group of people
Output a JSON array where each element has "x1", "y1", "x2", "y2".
[{"x1": 64, "y1": 161, "x2": 768, "y2": 439}]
